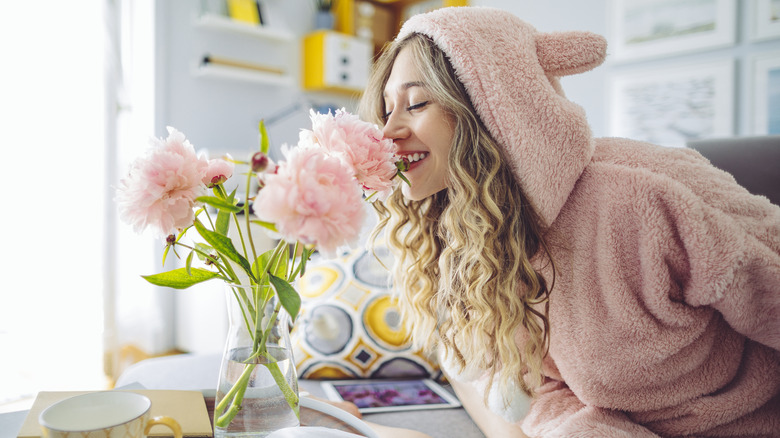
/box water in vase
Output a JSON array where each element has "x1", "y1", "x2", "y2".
[{"x1": 214, "y1": 347, "x2": 300, "y2": 438}]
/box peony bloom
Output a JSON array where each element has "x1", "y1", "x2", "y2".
[
  {"x1": 203, "y1": 156, "x2": 234, "y2": 188},
  {"x1": 301, "y1": 109, "x2": 398, "y2": 200},
  {"x1": 254, "y1": 144, "x2": 366, "y2": 258},
  {"x1": 116, "y1": 127, "x2": 208, "y2": 237}
]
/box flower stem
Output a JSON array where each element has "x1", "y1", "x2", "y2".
[
  {"x1": 231, "y1": 210, "x2": 250, "y2": 263},
  {"x1": 244, "y1": 169, "x2": 259, "y2": 263},
  {"x1": 257, "y1": 301, "x2": 281, "y2": 353},
  {"x1": 214, "y1": 362, "x2": 257, "y2": 427},
  {"x1": 264, "y1": 357, "x2": 300, "y2": 419}
]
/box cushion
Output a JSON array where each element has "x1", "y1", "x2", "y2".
[{"x1": 292, "y1": 244, "x2": 440, "y2": 380}]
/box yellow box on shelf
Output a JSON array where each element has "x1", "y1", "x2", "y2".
[{"x1": 302, "y1": 30, "x2": 371, "y2": 94}]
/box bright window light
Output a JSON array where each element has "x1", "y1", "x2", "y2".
[{"x1": 0, "y1": 1, "x2": 107, "y2": 410}]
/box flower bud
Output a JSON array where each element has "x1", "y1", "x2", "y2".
[
  {"x1": 207, "y1": 174, "x2": 228, "y2": 188},
  {"x1": 251, "y1": 152, "x2": 269, "y2": 172},
  {"x1": 165, "y1": 234, "x2": 176, "y2": 246},
  {"x1": 395, "y1": 156, "x2": 410, "y2": 172}
]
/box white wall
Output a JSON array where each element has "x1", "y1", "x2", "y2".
[
  {"x1": 155, "y1": 0, "x2": 356, "y2": 164},
  {"x1": 475, "y1": 0, "x2": 778, "y2": 138}
]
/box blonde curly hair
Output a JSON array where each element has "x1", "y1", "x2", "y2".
[{"x1": 360, "y1": 33, "x2": 554, "y2": 400}]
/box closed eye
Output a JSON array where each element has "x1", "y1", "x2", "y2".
[
  {"x1": 381, "y1": 101, "x2": 429, "y2": 121},
  {"x1": 407, "y1": 101, "x2": 429, "y2": 111}
]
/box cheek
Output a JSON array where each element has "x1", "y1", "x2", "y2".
[{"x1": 432, "y1": 130, "x2": 454, "y2": 167}]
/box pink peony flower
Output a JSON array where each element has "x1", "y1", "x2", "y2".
[
  {"x1": 254, "y1": 145, "x2": 366, "y2": 257},
  {"x1": 301, "y1": 109, "x2": 398, "y2": 200},
  {"x1": 203, "y1": 156, "x2": 234, "y2": 188},
  {"x1": 116, "y1": 127, "x2": 208, "y2": 237}
]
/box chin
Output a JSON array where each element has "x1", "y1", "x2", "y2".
[
  {"x1": 401, "y1": 186, "x2": 423, "y2": 201},
  {"x1": 401, "y1": 185, "x2": 446, "y2": 202}
]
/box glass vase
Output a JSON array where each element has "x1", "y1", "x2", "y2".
[{"x1": 214, "y1": 282, "x2": 300, "y2": 438}]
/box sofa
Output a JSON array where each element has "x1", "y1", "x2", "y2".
[{"x1": 687, "y1": 135, "x2": 780, "y2": 206}]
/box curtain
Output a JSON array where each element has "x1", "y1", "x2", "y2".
[{"x1": 104, "y1": 0, "x2": 181, "y2": 385}]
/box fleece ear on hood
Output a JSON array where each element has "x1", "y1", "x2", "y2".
[{"x1": 398, "y1": 7, "x2": 607, "y2": 227}]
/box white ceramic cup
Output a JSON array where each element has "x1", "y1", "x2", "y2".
[{"x1": 39, "y1": 391, "x2": 183, "y2": 438}]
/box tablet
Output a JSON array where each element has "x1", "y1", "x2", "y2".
[{"x1": 320, "y1": 379, "x2": 462, "y2": 413}]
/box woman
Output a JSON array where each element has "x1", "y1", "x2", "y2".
[{"x1": 360, "y1": 7, "x2": 780, "y2": 438}]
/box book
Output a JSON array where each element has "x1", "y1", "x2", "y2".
[
  {"x1": 17, "y1": 389, "x2": 212, "y2": 438},
  {"x1": 321, "y1": 379, "x2": 462, "y2": 413},
  {"x1": 226, "y1": 0, "x2": 262, "y2": 25}
]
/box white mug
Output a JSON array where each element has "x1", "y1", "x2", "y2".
[{"x1": 39, "y1": 391, "x2": 182, "y2": 438}]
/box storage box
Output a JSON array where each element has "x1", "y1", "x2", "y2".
[{"x1": 302, "y1": 31, "x2": 372, "y2": 94}]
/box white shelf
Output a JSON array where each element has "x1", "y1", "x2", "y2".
[
  {"x1": 195, "y1": 64, "x2": 295, "y2": 87},
  {"x1": 195, "y1": 14, "x2": 295, "y2": 42}
]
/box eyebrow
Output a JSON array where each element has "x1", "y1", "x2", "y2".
[{"x1": 383, "y1": 81, "x2": 426, "y2": 97}]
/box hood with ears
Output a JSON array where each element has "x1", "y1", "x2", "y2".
[{"x1": 398, "y1": 7, "x2": 607, "y2": 227}]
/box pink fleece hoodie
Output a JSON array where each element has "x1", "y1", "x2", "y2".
[{"x1": 399, "y1": 7, "x2": 780, "y2": 437}]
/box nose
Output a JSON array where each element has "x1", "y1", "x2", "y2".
[{"x1": 381, "y1": 112, "x2": 409, "y2": 141}]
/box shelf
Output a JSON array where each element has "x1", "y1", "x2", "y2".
[
  {"x1": 195, "y1": 64, "x2": 295, "y2": 87},
  {"x1": 195, "y1": 13, "x2": 295, "y2": 42}
]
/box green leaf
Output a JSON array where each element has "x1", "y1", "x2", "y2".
[
  {"x1": 259, "y1": 120, "x2": 269, "y2": 154},
  {"x1": 194, "y1": 243, "x2": 214, "y2": 261},
  {"x1": 216, "y1": 210, "x2": 231, "y2": 236},
  {"x1": 194, "y1": 220, "x2": 255, "y2": 281},
  {"x1": 250, "y1": 220, "x2": 278, "y2": 233},
  {"x1": 142, "y1": 268, "x2": 221, "y2": 289},
  {"x1": 280, "y1": 244, "x2": 290, "y2": 278},
  {"x1": 269, "y1": 274, "x2": 301, "y2": 322},
  {"x1": 162, "y1": 245, "x2": 171, "y2": 266},
  {"x1": 299, "y1": 247, "x2": 313, "y2": 277},
  {"x1": 252, "y1": 248, "x2": 288, "y2": 280},
  {"x1": 185, "y1": 250, "x2": 194, "y2": 275},
  {"x1": 215, "y1": 188, "x2": 238, "y2": 236},
  {"x1": 196, "y1": 196, "x2": 243, "y2": 213}
]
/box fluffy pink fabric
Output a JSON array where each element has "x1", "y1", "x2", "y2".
[
  {"x1": 401, "y1": 7, "x2": 780, "y2": 437},
  {"x1": 399, "y1": 7, "x2": 605, "y2": 228}
]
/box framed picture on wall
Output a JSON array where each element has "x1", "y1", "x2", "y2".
[
  {"x1": 750, "y1": 0, "x2": 780, "y2": 41},
  {"x1": 609, "y1": 0, "x2": 737, "y2": 62},
  {"x1": 609, "y1": 60, "x2": 734, "y2": 148},
  {"x1": 750, "y1": 52, "x2": 780, "y2": 135}
]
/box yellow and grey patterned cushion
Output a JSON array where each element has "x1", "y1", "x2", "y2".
[{"x1": 293, "y1": 245, "x2": 439, "y2": 380}]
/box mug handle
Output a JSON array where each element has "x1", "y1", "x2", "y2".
[{"x1": 144, "y1": 415, "x2": 183, "y2": 438}]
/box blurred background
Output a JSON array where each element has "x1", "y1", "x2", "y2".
[{"x1": 0, "y1": 0, "x2": 776, "y2": 413}]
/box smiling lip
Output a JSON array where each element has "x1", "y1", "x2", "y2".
[{"x1": 397, "y1": 152, "x2": 428, "y2": 170}]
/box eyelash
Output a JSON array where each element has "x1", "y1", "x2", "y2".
[{"x1": 382, "y1": 101, "x2": 429, "y2": 121}]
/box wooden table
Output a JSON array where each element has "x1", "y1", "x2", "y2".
[{"x1": 205, "y1": 397, "x2": 365, "y2": 436}]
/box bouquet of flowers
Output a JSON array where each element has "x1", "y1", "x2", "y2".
[{"x1": 115, "y1": 109, "x2": 408, "y2": 432}]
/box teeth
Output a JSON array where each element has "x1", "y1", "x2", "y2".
[{"x1": 405, "y1": 153, "x2": 427, "y2": 163}]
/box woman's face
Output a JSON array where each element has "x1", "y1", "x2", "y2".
[{"x1": 382, "y1": 46, "x2": 455, "y2": 201}]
